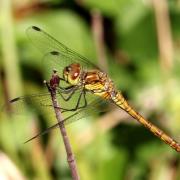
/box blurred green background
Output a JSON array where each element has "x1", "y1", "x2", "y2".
[{"x1": 1, "y1": 0, "x2": 180, "y2": 179}]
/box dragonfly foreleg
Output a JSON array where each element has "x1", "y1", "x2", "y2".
[
  {"x1": 62, "y1": 88, "x2": 87, "y2": 112},
  {"x1": 57, "y1": 86, "x2": 79, "y2": 101},
  {"x1": 58, "y1": 85, "x2": 77, "y2": 94},
  {"x1": 40, "y1": 103, "x2": 77, "y2": 112},
  {"x1": 40, "y1": 87, "x2": 87, "y2": 112},
  {"x1": 72, "y1": 89, "x2": 87, "y2": 111}
]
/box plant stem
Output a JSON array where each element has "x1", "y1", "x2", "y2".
[
  {"x1": 44, "y1": 75, "x2": 80, "y2": 180},
  {"x1": 91, "y1": 9, "x2": 108, "y2": 72},
  {"x1": 152, "y1": 0, "x2": 173, "y2": 73}
]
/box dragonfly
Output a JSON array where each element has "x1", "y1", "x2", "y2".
[{"x1": 7, "y1": 26, "x2": 180, "y2": 152}]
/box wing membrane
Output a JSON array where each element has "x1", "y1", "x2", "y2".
[
  {"x1": 24, "y1": 96, "x2": 109, "y2": 143},
  {"x1": 3, "y1": 89, "x2": 101, "y2": 118},
  {"x1": 26, "y1": 26, "x2": 99, "y2": 72},
  {"x1": 2, "y1": 92, "x2": 51, "y2": 114},
  {"x1": 42, "y1": 51, "x2": 95, "y2": 78},
  {"x1": 6, "y1": 26, "x2": 110, "y2": 143}
]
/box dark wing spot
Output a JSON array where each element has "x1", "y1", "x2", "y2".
[
  {"x1": 50, "y1": 51, "x2": 60, "y2": 56},
  {"x1": 32, "y1": 26, "x2": 41, "y2": 31},
  {"x1": 9, "y1": 97, "x2": 20, "y2": 103}
]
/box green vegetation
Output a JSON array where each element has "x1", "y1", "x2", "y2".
[{"x1": 0, "y1": 0, "x2": 180, "y2": 179}]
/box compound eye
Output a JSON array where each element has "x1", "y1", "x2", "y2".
[{"x1": 65, "y1": 66, "x2": 71, "y2": 72}]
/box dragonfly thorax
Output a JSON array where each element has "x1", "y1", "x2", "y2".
[{"x1": 83, "y1": 70, "x2": 116, "y2": 98}]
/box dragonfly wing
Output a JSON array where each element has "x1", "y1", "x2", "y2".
[
  {"x1": 2, "y1": 92, "x2": 53, "y2": 115},
  {"x1": 3, "y1": 88, "x2": 101, "y2": 118},
  {"x1": 26, "y1": 26, "x2": 99, "y2": 72},
  {"x1": 3, "y1": 91, "x2": 81, "y2": 116},
  {"x1": 24, "y1": 96, "x2": 110, "y2": 143},
  {"x1": 42, "y1": 51, "x2": 96, "y2": 79}
]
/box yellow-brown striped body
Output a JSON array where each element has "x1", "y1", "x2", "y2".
[
  {"x1": 64, "y1": 64, "x2": 180, "y2": 153},
  {"x1": 111, "y1": 92, "x2": 180, "y2": 152},
  {"x1": 83, "y1": 70, "x2": 180, "y2": 152},
  {"x1": 84, "y1": 70, "x2": 114, "y2": 99}
]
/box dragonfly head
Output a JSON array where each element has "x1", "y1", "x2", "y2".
[{"x1": 63, "y1": 63, "x2": 81, "y2": 85}]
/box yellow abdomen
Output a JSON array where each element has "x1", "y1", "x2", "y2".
[{"x1": 85, "y1": 82, "x2": 111, "y2": 99}]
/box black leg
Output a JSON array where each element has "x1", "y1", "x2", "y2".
[
  {"x1": 57, "y1": 85, "x2": 80, "y2": 101},
  {"x1": 65, "y1": 88, "x2": 87, "y2": 112},
  {"x1": 40, "y1": 103, "x2": 77, "y2": 112},
  {"x1": 57, "y1": 88, "x2": 76, "y2": 101},
  {"x1": 40, "y1": 88, "x2": 87, "y2": 112},
  {"x1": 59, "y1": 87, "x2": 105, "y2": 112},
  {"x1": 58, "y1": 85, "x2": 76, "y2": 94},
  {"x1": 56, "y1": 88, "x2": 87, "y2": 113}
]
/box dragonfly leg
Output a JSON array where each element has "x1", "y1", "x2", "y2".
[
  {"x1": 74, "y1": 89, "x2": 87, "y2": 109},
  {"x1": 60, "y1": 88, "x2": 87, "y2": 113},
  {"x1": 65, "y1": 89, "x2": 87, "y2": 112},
  {"x1": 40, "y1": 103, "x2": 76, "y2": 112},
  {"x1": 40, "y1": 88, "x2": 87, "y2": 112},
  {"x1": 58, "y1": 85, "x2": 77, "y2": 94},
  {"x1": 57, "y1": 86, "x2": 79, "y2": 101}
]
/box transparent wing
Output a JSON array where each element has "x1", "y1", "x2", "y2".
[
  {"x1": 2, "y1": 92, "x2": 52, "y2": 115},
  {"x1": 24, "y1": 96, "x2": 110, "y2": 143},
  {"x1": 26, "y1": 26, "x2": 99, "y2": 72},
  {"x1": 3, "y1": 90, "x2": 110, "y2": 143},
  {"x1": 42, "y1": 51, "x2": 96, "y2": 78},
  {"x1": 3, "y1": 89, "x2": 102, "y2": 118}
]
